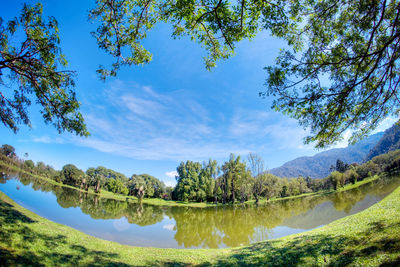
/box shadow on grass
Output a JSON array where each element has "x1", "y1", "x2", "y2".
[
  {"x1": 0, "y1": 198, "x2": 131, "y2": 266},
  {"x1": 190, "y1": 220, "x2": 400, "y2": 266}
]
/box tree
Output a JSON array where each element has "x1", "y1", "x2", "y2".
[
  {"x1": 0, "y1": 3, "x2": 88, "y2": 136},
  {"x1": 24, "y1": 159, "x2": 35, "y2": 169},
  {"x1": 221, "y1": 154, "x2": 247, "y2": 203},
  {"x1": 264, "y1": 0, "x2": 400, "y2": 147},
  {"x1": 86, "y1": 167, "x2": 106, "y2": 193},
  {"x1": 128, "y1": 176, "x2": 146, "y2": 201},
  {"x1": 173, "y1": 161, "x2": 202, "y2": 202},
  {"x1": 329, "y1": 171, "x2": 344, "y2": 190},
  {"x1": 247, "y1": 153, "x2": 265, "y2": 204},
  {"x1": 0, "y1": 144, "x2": 15, "y2": 158},
  {"x1": 129, "y1": 174, "x2": 165, "y2": 199},
  {"x1": 345, "y1": 169, "x2": 359, "y2": 184},
  {"x1": 106, "y1": 178, "x2": 128, "y2": 195},
  {"x1": 61, "y1": 164, "x2": 84, "y2": 187},
  {"x1": 200, "y1": 159, "x2": 218, "y2": 202}
]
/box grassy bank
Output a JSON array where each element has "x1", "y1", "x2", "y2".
[
  {"x1": 0, "y1": 160, "x2": 382, "y2": 208},
  {"x1": 1, "y1": 184, "x2": 400, "y2": 266}
]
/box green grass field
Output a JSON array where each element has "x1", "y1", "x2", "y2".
[{"x1": 1, "y1": 183, "x2": 400, "y2": 266}]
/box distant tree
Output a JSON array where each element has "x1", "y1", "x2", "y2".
[
  {"x1": 0, "y1": 144, "x2": 16, "y2": 158},
  {"x1": 263, "y1": 174, "x2": 281, "y2": 200},
  {"x1": 173, "y1": 161, "x2": 202, "y2": 202},
  {"x1": 345, "y1": 169, "x2": 359, "y2": 184},
  {"x1": 200, "y1": 159, "x2": 218, "y2": 202},
  {"x1": 221, "y1": 154, "x2": 248, "y2": 204},
  {"x1": 247, "y1": 153, "x2": 266, "y2": 204},
  {"x1": 86, "y1": 167, "x2": 106, "y2": 193},
  {"x1": 356, "y1": 161, "x2": 380, "y2": 179},
  {"x1": 329, "y1": 171, "x2": 344, "y2": 190},
  {"x1": 107, "y1": 178, "x2": 128, "y2": 195},
  {"x1": 128, "y1": 176, "x2": 146, "y2": 201},
  {"x1": 0, "y1": 3, "x2": 88, "y2": 136},
  {"x1": 281, "y1": 184, "x2": 288, "y2": 198},
  {"x1": 61, "y1": 164, "x2": 84, "y2": 187},
  {"x1": 24, "y1": 159, "x2": 34, "y2": 169}
]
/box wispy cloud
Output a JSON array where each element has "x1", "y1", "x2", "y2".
[
  {"x1": 32, "y1": 136, "x2": 65, "y2": 144},
  {"x1": 30, "y1": 80, "x2": 318, "y2": 163},
  {"x1": 228, "y1": 109, "x2": 313, "y2": 150},
  {"x1": 74, "y1": 80, "x2": 251, "y2": 161}
]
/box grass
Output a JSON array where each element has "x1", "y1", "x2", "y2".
[
  {"x1": 0, "y1": 160, "x2": 382, "y2": 208},
  {"x1": 1, "y1": 182, "x2": 400, "y2": 266}
]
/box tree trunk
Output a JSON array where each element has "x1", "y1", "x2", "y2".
[
  {"x1": 254, "y1": 194, "x2": 259, "y2": 204},
  {"x1": 95, "y1": 180, "x2": 101, "y2": 193},
  {"x1": 231, "y1": 178, "x2": 235, "y2": 204}
]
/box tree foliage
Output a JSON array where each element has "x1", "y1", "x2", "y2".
[
  {"x1": 61, "y1": 164, "x2": 85, "y2": 187},
  {"x1": 89, "y1": 0, "x2": 288, "y2": 78},
  {"x1": 264, "y1": 0, "x2": 400, "y2": 147},
  {"x1": 107, "y1": 178, "x2": 129, "y2": 195},
  {"x1": 129, "y1": 174, "x2": 165, "y2": 198},
  {"x1": 89, "y1": 0, "x2": 400, "y2": 147},
  {"x1": 0, "y1": 144, "x2": 15, "y2": 158},
  {"x1": 0, "y1": 3, "x2": 88, "y2": 136}
]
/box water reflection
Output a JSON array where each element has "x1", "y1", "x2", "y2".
[{"x1": 1, "y1": 166, "x2": 399, "y2": 248}]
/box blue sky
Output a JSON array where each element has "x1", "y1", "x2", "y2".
[{"x1": 1, "y1": 0, "x2": 396, "y2": 186}]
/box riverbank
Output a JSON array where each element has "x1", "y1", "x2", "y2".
[
  {"x1": 0, "y1": 160, "x2": 383, "y2": 208},
  {"x1": 1, "y1": 183, "x2": 400, "y2": 266}
]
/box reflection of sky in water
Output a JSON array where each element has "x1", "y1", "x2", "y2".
[
  {"x1": 1, "y1": 176, "x2": 399, "y2": 249},
  {"x1": 163, "y1": 223, "x2": 176, "y2": 231},
  {"x1": 113, "y1": 218, "x2": 130, "y2": 232}
]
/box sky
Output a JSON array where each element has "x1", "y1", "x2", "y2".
[{"x1": 0, "y1": 0, "x2": 396, "y2": 187}]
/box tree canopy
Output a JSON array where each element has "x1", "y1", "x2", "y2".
[
  {"x1": 89, "y1": 0, "x2": 400, "y2": 147},
  {"x1": 264, "y1": 0, "x2": 400, "y2": 147},
  {"x1": 0, "y1": 3, "x2": 88, "y2": 136}
]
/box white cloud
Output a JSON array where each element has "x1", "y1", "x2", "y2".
[
  {"x1": 165, "y1": 171, "x2": 178, "y2": 178},
  {"x1": 113, "y1": 218, "x2": 130, "y2": 232},
  {"x1": 373, "y1": 116, "x2": 398, "y2": 133},
  {"x1": 330, "y1": 129, "x2": 352, "y2": 149}
]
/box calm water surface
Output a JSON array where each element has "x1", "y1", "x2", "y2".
[{"x1": 1, "y1": 169, "x2": 400, "y2": 248}]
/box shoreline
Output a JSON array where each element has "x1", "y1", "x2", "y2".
[{"x1": 0, "y1": 160, "x2": 381, "y2": 208}]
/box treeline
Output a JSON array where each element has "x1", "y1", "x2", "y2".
[
  {"x1": 2, "y1": 144, "x2": 400, "y2": 204},
  {"x1": 172, "y1": 150, "x2": 400, "y2": 204},
  {"x1": 0, "y1": 144, "x2": 169, "y2": 200}
]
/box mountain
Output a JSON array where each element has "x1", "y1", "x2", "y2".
[
  {"x1": 365, "y1": 123, "x2": 400, "y2": 162},
  {"x1": 270, "y1": 132, "x2": 384, "y2": 178}
]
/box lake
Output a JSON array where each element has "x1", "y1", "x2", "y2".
[{"x1": 1, "y1": 168, "x2": 399, "y2": 248}]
